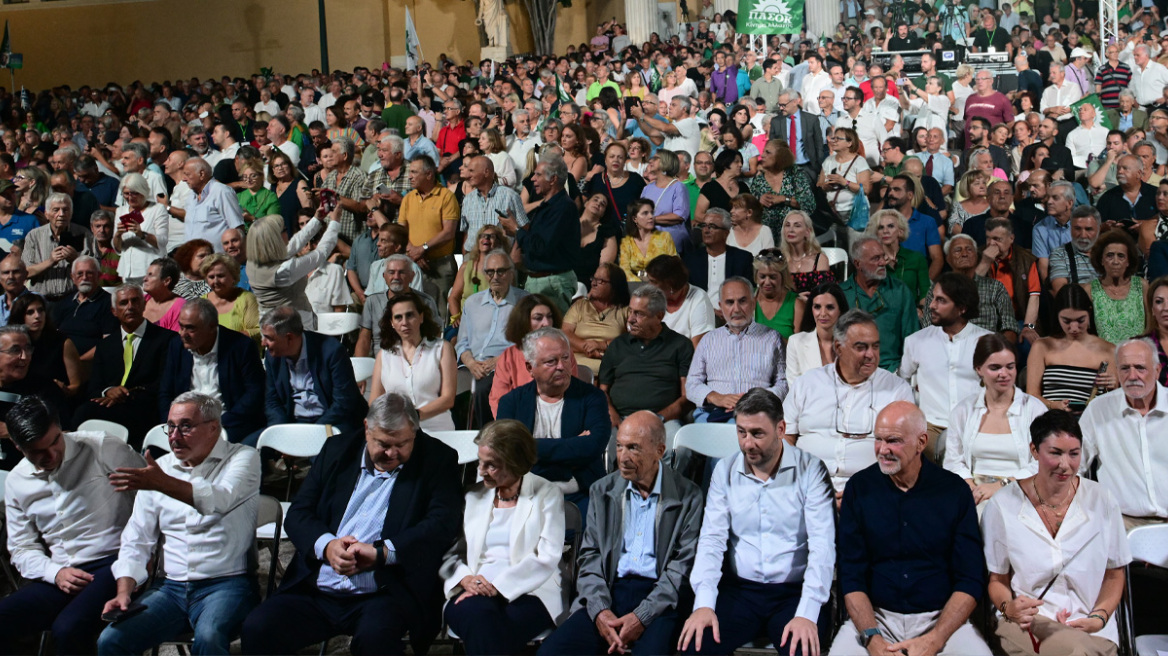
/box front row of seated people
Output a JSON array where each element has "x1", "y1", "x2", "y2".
[{"x1": 0, "y1": 374, "x2": 1137, "y2": 656}]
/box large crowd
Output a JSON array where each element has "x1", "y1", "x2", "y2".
[{"x1": 1, "y1": 0, "x2": 1168, "y2": 653}]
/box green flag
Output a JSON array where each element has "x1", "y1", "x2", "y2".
[
  {"x1": 1071, "y1": 93, "x2": 1111, "y2": 130},
  {"x1": 736, "y1": 0, "x2": 803, "y2": 35}
]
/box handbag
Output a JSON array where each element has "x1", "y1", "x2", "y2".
[{"x1": 848, "y1": 184, "x2": 871, "y2": 231}]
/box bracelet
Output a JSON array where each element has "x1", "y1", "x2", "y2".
[
  {"x1": 999, "y1": 600, "x2": 1011, "y2": 622},
  {"x1": 1087, "y1": 613, "x2": 1107, "y2": 625},
  {"x1": 1091, "y1": 608, "x2": 1111, "y2": 623}
]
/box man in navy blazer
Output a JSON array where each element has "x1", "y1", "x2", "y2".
[
  {"x1": 682, "y1": 208, "x2": 755, "y2": 310},
  {"x1": 496, "y1": 327, "x2": 610, "y2": 514},
  {"x1": 158, "y1": 298, "x2": 265, "y2": 444},
  {"x1": 240, "y1": 393, "x2": 463, "y2": 656},
  {"x1": 260, "y1": 306, "x2": 367, "y2": 441},
  {"x1": 73, "y1": 284, "x2": 176, "y2": 447}
]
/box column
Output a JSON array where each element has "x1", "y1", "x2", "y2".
[
  {"x1": 807, "y1": 0, "x2": 840, "y2": 40},
  {"x1": 714, "y1": 0, "x2": 736, "y2": 13},
  {"x1": 626, "y1": 0, "x2": 657, "y2": 45}
]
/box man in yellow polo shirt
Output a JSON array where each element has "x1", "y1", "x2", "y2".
[{"x1": 399, "y1": 154, "x2": 459, "y2": 321}]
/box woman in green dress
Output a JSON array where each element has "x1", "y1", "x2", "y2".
[
  {"x1": 748, "y1": 139, "x2": 817, "y2": 243},
  {"x1": 867, "y1": 208, "x2": 930, "y2": 306},
  {"x1": 237, "y1": 162, "x2": 280, "y2": 227},
  {"x1": 1085, "y1": 229, "x2": 1146, "y2": 345},
  {"x1": 753, "y1": 248, "x2": 805, "y2": 339}
]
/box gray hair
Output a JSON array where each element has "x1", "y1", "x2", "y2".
[
  {"x1": 111, "y1": 283, "x2": 145, "y2": 308},
  {"x1": 672, "y1": 95, "x2": 693, "y2": 113},
  {"x1": 171, "y1": 391, "x2": 223, "y2": 424},
  {"x1": 71, "y1": 255, "x2": 99, "y2": 275},
  {"x1": 778, "y1": 89, "x2": 802, "y2": 103},
  {"x1": 184, "y1": 297, "x2": 220, "y2": 327},
  {"x1": 631, "y1": 284, "x2": 667, "y2": 316},
  {"x1": 832, "y1": 308, "x2": 878, "y2": 344},
  {"x1": 1115, "y1": 337, "x2": 1159, "y2": 366},
  {"x1": 379, "y1": 133, "x2": 404, "y2": 154},
  {"x1": 1119, "y1": 89, "x2": 1138, "y2": 102},
  {"x1": 1136, "y1": 44, "x2": 1152, "y2": 59},
  {"x1": 286, "y1": 105, "x2": 306, "y2": 123},
  {"x1": 409, "y1": 153, "x2": 437, "y2": 174},
  {"x1": 46, "y1": 192, "x2": 73, "y2": 213},
  {"x1": 446, "y1": 98, "x2": 463, "y2": 112},
  {"x1": 333, "y1": 137, "x2": 355, "y2": 162},
  {"x1": 943, "y1": 233, "x2": 977, "y2": 257},
  {"x1": 121, "y1": 172, "x2": 151, "y2": 199},
  {"x1": 521, "y1": 326, "x2": 571, "y2": 364},
  {"x1": 720, "y1": 275, "x2": 755, "y2": 297},
  {"x1": 259, "y1": 305, "x2": 304, "y2": 336},
  {"x1": 969, "y1": 148, "x2": 992, "y2": 165},
  {"x1": 538, "y1": 153, "x2": 569, "y2": 185},
  {"x1": 512, "y1": 109, "x2": 529, "y2": 123},
  {"x1": 1050, "y1": 180, "x2": 1076, "y2": 204},
  {"x1": 705, "y1": 207, "x2": 732, "y2": 229},
  {"x1": 483, "y1": 248, "x2": 513, "y2": 269},
  {"x1": 0, "y1": 324, "x2": 30, "y2": 342},
  {"x1": 366, "y1": 392, "x2": 420, "y2": 433},
  {"x1": 123, "y1": 141, "x2": 149, "y2": 162},
  {"x1": 1071, "y1": 205, "x2": 1100, "y2": 225},
  {"x1": 849, "y1": 235, "x2": 882, "y2": 262},
  {"x1": 1049, "y1": 62, "x2": 1065, "y2": 75},
  {"x1": 53, "y1": 147, "x2": 79, "y2": 164}
]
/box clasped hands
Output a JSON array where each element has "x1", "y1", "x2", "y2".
[{"x1": 324, "y1": 536, "x2": 379, "y2": 576}]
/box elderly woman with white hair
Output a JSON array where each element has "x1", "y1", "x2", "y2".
[
  {"x1": 246, "y1": 208, "x2": 340, "y2": 330},
  {"x1": 113, "y1": 172, "x2": 169, "y2": 285}
]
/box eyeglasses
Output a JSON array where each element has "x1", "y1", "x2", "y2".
[
  {"x1": 0, "y1": 345, "x2": 33, "y2": 357},
  {"x1": 12, "y1": 175, "x2": 27, "y2": 181},
  {"x1": 834, "y1": 376, "x2": 877, "y2": 438},
  {"x1": 484, "y1": 267, "x2": 512, "y2": 278},
  {"x1": 164, "y1": 419, "x2": 214, "y2": 437},
  {"x1": 694, "y1": 222, "x2": 729, "y2": 231}
]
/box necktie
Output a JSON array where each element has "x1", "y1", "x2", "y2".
[
  {"x1": 789, "y1": 115, "x2": 798, "y2": 155},
  {"x1": 121, "y1": 334, "x2": 135, "y2": 386},
  {"x1": 925, "y1": 154, "x2": 934, "y2": 177}
]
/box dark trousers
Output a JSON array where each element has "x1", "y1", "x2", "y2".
[
  {"x1": 240, "y1": 588, "x2": 418, "y2": 656},
  {"x1": 0, "y1": 556, "x2": 116, "y2": 655},
  {"x1": 681, "y1": 578, "x2": 829, "y2": 656},
  {"x1": 471, "y1": 370, "x2": 496, "y2": 429},
  {"x1": 538, "y1": 576, "x2": 678, "y2": 656},
  {"x1": 445, "y1": 593, "x2": 553, "y2": 656}
]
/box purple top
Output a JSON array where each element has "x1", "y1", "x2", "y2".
[
  {"x1": 710, "y1": 66, "x2": 741, "y2": 104},
  {"x1": 641, "y1": 180, "x2": 692, "y2": 250}
]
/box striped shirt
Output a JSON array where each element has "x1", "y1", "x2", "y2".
[
  {"x1": 362, "y1": 166, "x2": 412, "y2": 223},
  {"x1": 324, "y1": 165, "x2": 368, "y2": 244},
  {"x1": 1094, "y1": 62, "x2": 1132, "y2": 109},
  {"x1": 685, "y1": 321, "x2": 788, "y2": 405},
  {"x1": 459, "y1": 184, "x2": 529, "y2": 251}
]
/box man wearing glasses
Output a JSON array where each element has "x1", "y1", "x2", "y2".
[
  {"x1": 435, "y1": 99, "x2": 468, "y2": 174},
  {"x1": 682, "y1": 209, "x2": 754, "y2": 309},
  {"x1": 97, "y1": 392, "x2": 261, "y2": 656},
  {"x1": 782, "y1": 308, "x2": 913, "y2": 499},
  {"x1": 767, "y1": 90, "x2": 825, "y2": 178}
]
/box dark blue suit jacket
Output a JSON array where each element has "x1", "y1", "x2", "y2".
[
  {"x1": 282, "y1": 428, "x2": 463, "y2": 653},
  {"x1": 683, "y1": 245, "x2": 755, "y2": 295},
  {"x1": 264, "y1": 331, "x2": 367, "y2": 434},
  {"x1": 496, "y1": 377, "x2": 610, "y2": 494},
  {"x1": 159, "y1": 326, "x2": 266, "y2": 443},
  {"x1": 1149, "y1": 241, "x2": 1168, "y2": 281}
]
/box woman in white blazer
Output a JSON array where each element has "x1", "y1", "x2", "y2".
[
  {"x1": 786, "y1": 283, "x2": 848, "y2": 380},
  {"x1": 441, "y1": 419, "x2": 565, "y2": 655},
  {"x1": 945, "y1": 333, "x2": 1047, "y2": 509}
]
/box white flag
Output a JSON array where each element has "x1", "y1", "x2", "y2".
[{"x1": 405, "y1": 8, "x2": 422, "y2": 71}]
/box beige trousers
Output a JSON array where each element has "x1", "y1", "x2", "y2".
[{"x1": 996, "y1": 616, "x2": 1117, "y2": 656}]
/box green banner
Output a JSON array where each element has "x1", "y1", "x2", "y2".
[
  {"x1": 1071, "y1": 93, "x2": 1112, "y2": 130},
  {"x1": 736, "y1": 0, "x2": 804, "y2": 35}
]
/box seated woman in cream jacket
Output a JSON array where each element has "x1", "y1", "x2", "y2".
[{"x1": 440, "y1": 420, "x2": 565, "y2": 656}]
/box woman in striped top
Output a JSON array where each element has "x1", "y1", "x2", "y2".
[{"x1": 1026, "y1": 285, "x2": 1117, "y2": 415}]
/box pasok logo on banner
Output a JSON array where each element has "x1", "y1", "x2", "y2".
[{"x1": 736, "y1": 0, "x2": 803, "y2": 34}]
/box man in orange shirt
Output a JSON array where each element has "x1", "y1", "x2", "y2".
[
  {"x1": 978, "y1": 217, "x2": 1041, "y2": 347},
  {"x1": 399, "y1": 154, "x2": 458, "y2": 321}
]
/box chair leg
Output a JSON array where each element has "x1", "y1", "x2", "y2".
[{"x1": 36, "y1": 630, "x2": 50, "y2": 656}]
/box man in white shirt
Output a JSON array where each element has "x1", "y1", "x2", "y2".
[
  {"x1": 1131, "y1": 45, "x2": 1168, "y2": 107},
  {"x1": 181, "y1": 158, "x2": 245, "y2": 251},
  {"x1": 998, "y1": 2, "x2": 1020, "y2": 31},
  {"x1": 97, "y1": 392, "x2": 260, "y2": 656},
  {"x1": 1065, "y1": 103, "x2": 1110, "y2": 170},
  {"x1": 300, "y1": 87, "x2": 326, "y2": 127},
  {"x1": 1081, "y1": 337, "x2": 1168, "y2": 529},
  {"x1": 506, "y1": 109, "x2": 541, "y2": 181},
  {"x1": 0, "y1": 395, "x2": 144, "y2": 655},
  {"x1": 632, "y1": 96, "x2": 701, "y2": 162},
  {"x1": 856, "y1": 78, "x2": 901, "y2": 167},
  {"x1": 1041, "y1": 63, "x2": 1083, "y2": 125},
  {"x1": 115, "y1": 142, "x2": 168, "y2": 208},
  {"x1": 783, "y1": 309, "x2": 915, "y2": 496},
  {"x1": 264, "y1": 115, "x2": 301, "y2": 167},
  {"x1": 800, "y1": 54, "x2": 832, "y2": 117},
  {"x1": 677, "y1": 388, "x2": 835, "y2": 656},
  {"x1": 898, "y1": 273, "x2": 991, "y2": 460}
]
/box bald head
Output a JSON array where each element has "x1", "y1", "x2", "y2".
[
  {"x1": 615, "y1": 411, "x2": 667, "y2": 490},
  {"x1": 873, "y1": 401, "x2": 928, "y2": 478}
]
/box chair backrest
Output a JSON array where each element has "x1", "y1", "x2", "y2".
[
  {"x1": 315, "y1": 312, "x2": 361, "y2": 336},
  {"x1": 822, "y1": 246, "x2": 849, "y2": 280},
  {"x1": 562, "y1": 501, "x2": 585, "y2": 601},
  {"x1": 141, "y1": 425, "x2": 173, "y2": 453},
  {"x1": 572, "y1": 282, "x2": 587, "y2": 301},
  {"x1": 429, "y1": 430, "x2": 480, "y2": 465},
  {"x1": 350, "y1": 356, "x2": 375, "y2": 384},
  {"x1": 0, "y1": 469, "x2": 8, "y2": 500},
  {"x1": 254, "y1": 494, "x2": 283, "y2": 597},
  {"x1": 77, "y1": 419, "x2": 130, "y2": 443},
  {"x1": 673, "y1": 423, "x2": 740, "y2": 460},
  {"x1": 1127, "y1": 524, "x2": 1168, "y2": 568},
  {"x1": 456, "y1": 366, "x2": 476, "y2": 395},
  {"x1": 256, "y1": 424, "x2": 333, "y2": 459},
  {"x1": 575, "y1": 364, "x2": 594, "y2": 386}
]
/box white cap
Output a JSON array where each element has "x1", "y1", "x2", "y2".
[{"x1": 1069, "y1": 47, "x2": 1091, "y2": 59}]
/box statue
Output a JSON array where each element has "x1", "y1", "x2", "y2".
[{"x1": 476, "y1": 0, "x2": 510, "y2": 48}]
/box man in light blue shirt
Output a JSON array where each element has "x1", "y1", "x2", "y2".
[
  {"x1": 1030, "y1": 181, "x2": 1077, "y2": 281},
  {"x1": 402, "y1": 116, "x2": 441, "y2": 166},
  {"x1": 677, "y1": 388, "x2": 835, "y2": 656}
]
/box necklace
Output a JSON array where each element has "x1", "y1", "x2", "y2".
[
  {"x1": 1033, "y1": 477, "x2": 1077, "y2": 517},
  {"x1": 496, "y1": 479, "x2": 521, "y2": 503}
]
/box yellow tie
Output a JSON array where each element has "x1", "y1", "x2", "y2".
[{"x1": 121, "y1": 334, "x2": 135, "y2": 386}]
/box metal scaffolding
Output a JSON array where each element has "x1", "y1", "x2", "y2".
[{"x1": 1101, "y1": 0, "x2": 1118, "y2": 50}]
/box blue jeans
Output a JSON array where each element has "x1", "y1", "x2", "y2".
[{"x1": 97, "y1": 575, "x2": 258, "y2": 656}]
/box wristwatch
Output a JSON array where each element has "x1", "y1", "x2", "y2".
[
  {"x1": 373, "y1": 539, "x2": 387, "y2": 568},
  {"x1": 422, "y1": 242, "x2": 430, "y2": 252},
  {"x1": 859, "y1": 628, "x2": 883, "y2": 647},
  {"x1": 1022, "y1": 323, "x2": 1036, "y2": 330}
]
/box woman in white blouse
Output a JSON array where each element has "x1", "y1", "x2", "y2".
[
  {"x1": 946, "y1": 333, "x2": 1048, "y2": 508},
  {"x1": 441, "y1": 420, "x2": 564, "y2": 655},
  {"x1": 982, "y1": 410, "x2": 1129, "y2": 656},
  {"x1": 246, "y1": 211, "x2": 340, "y2": 330},
  {"x1": 369, "y1": 291, "x2": 456, "y2": 432},
  {"x1": 907, "y1": 76, "x2": 951, "y2": 139},
  {"x1": 786, "y1": 283, "x2": 848, "y2": 380},
  {"x1": 113, "y1": 173, "x2": 169, "y2": 285},
  {"x1": 480, "y1": 128, "x2": 518, "y2": 189}
]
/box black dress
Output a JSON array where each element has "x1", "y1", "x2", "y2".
[
  {"x1": 574, "y1": 219, "x2": 623, "y2": 286},
  {"x1": 276, "y1": 180, "x2": 304, "y2": 238},
  {"x1": 585, "y1": 172, "x2": 646, "y2": 226},
  {"x1": 699, "y1": 178, "x2": 745, "y2": 214}
]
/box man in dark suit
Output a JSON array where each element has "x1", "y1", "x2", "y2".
[
  {"x1": 683, "y1": 208, "x2": 754, "y2": 315},
  {"x1": 497, "y1": 327, "x2": 610, "y2": 514},
  {"x1": 240, "y1": 393, "x2": 463, "y2": 656},
  {"x1": 260, "y1": 305, "x2": 367, "y2": 442},
  {"x1": 158, "y1": 298, "x2": 265, "y2": 443},
  {"x1": 769, "y1": 89, "x2": 825, "y2": 177},
  {"x1": 73, "y1": 284, "x2": 176, "y2": 447}
]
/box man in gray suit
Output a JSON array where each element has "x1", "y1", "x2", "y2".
[{"x1": 538, "y1": 412, "x2": 704, "y2": 656}]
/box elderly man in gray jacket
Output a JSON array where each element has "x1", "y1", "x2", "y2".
[{"x1": 538, "y1": 412, "x2": 704, "y2": 656}]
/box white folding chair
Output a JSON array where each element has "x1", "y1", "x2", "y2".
[
  {"x1": 672, "y1": 423, "x2": 739, "y2": 460},
  {"x1": 572, "y1": 282, "x2": 587, "y2": 300},
  {"x1": 350, "y1": 356, "x2": 375, "y2": 384},
  {"x1": 77, "y1": 419, "x2": 131, "y2": 443},
  {"x1": 575, "y1": 364, "x2": 594, "y2": 386},
  {"x1": 315, "y1": 312, "x2": 361, "y2": 337},
  {"x1": 256, "y1": 424, "x2": 335, "y2": 500},
  {"x1": 0, "y1": 469, "x2": 17, "y2": 588},
  {"x1": 1126, "y1": 524, "x2": 1168, "y2": 655},
  {"x1": 141, "y1": 425, "x2": 173, "y2": 453},
  {"x1": 430, "y1": 430, "x2": 480, "y2": 465},
  {"x1": 822, "y1": 246, "x2": 849, "y2": 281}
]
